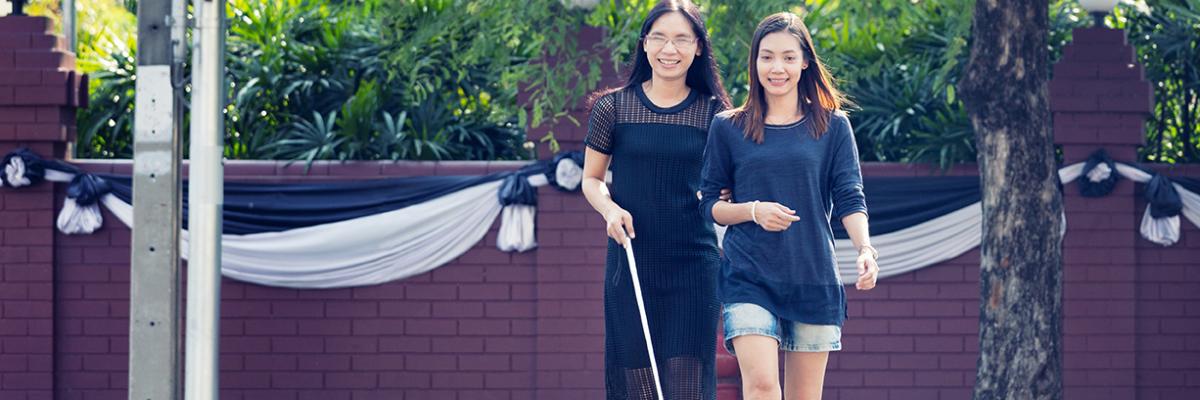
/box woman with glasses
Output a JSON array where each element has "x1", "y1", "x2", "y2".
[{"x1": 579, "y1": 0, "x2": 731, "y2": 398}]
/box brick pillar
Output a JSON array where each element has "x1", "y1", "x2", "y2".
[
  {"x1": 0, "y1": 15, "x2": 86, "y2": 400},
  {"x1": 527, "y1": 26, "x2": 613, "y2": 399},
  {"x1": 1050, "y1": 26, "x2": 1151, "y2": 400}
]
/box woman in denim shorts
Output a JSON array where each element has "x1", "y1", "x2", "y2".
[{"x1": 697, "y1": 12, "x2": 880, "y2": 400}]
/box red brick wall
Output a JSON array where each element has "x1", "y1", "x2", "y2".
[
  {"x1": 29, "y1": 158, "x2": 1200, "y2": 400},
  {"x1": 1, "y1": 14, "x2": 83, "y2": 400},
  {"x1": 818, "y1": 164, "x2": 981, "y2": 400},
  {"x1": 1060, "y1": 165, "x2": 1140, "y2": 400},
  {"x1": 834, "y1": 252, "x2": 981, "y2": 400},
  {"x1": 42, "y1": 160, "x2": 997, "y2": 400},
  {"x1": 52, "y1": 161, "x2": 554, "y2": 400},
  {"x1": 1133, "y1": 165, "x2": 1200, "y2": 400},
  {"x1": 0, "y1": 142, "x2": 58, "y2": 400},
  {"x1": 1053, "y1": 26, "x2": 1162, "y2": 400}
]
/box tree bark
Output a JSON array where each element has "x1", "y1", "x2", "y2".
[{"x1": 957, "y1": 1, "x2": 1063, "y2": 399}]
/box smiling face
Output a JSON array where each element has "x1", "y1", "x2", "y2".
[
  {"x1": 643, "y1": 11, "x2": 700, "y2": 83},
  {"x1": 755, "y1": 31, "x2": 807, "y2": 100}
]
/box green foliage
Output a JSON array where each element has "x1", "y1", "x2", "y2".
[
  {"x1": 373, "y1": 0, "x2": 580, "y2": 158},
  {"x1": 810, "y1": 0, "x2": 977, "y2": 168},
  {"x1": 224, "y1": 0, "x2": 397, "y2": 163},
  {"x1": 76, "y1": 2, "x2": 140, "y2": 159},
  {"x1": 1113, "y1": 0, "x2": 1200, "y2": 163},
  {"x1": 77, "y1": 49, "x2": 137, "y2": 158},
  {"x1": 585, "y1": 0, "x2": 1088, "y2": 169},
  {"x1": 378, "y1": 0, "x2": 608, "y2": 154},
  {"x1": 223, "y1": 0, "x2": 328, "y2": 159},
  {"x1": 25, "y1": 0, "x2": 141, "y2": 158},
  {"x1": 52, "y1": 0, "x2": 1199, "y2": 166},
  {"x1": 64, "y1": 0, "x2": 544, "y2": 163},
  {"x1": 264, "y1": 110, "x2": 345, "y2": 166}
]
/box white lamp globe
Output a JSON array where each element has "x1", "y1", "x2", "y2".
[
  {"x1": 1079, "y1": 0, "x2": 1121, "y2": 13},
  {"x1": 1080, "y1": 0, "x2": 1121, "y2": 26}
]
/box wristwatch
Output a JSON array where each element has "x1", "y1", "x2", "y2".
[{"x1": 858, "y1": 244, "x2": 879, "y2": 260}]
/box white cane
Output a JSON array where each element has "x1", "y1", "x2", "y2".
[{"x1": 622, "y1": 235, "x2": 665, "y2": 400}]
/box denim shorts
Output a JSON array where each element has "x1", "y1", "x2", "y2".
[{"x1": 722, "y1": 302, "x2": 842, "y2": 355}]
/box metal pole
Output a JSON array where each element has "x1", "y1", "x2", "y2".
[
  {"x1": 62, "y1": 0, "x2": 75, "y2": 52},
  {"x1": 170, "y1": 2, "x2": 188, "y2": 398},
  {"x1": 185, "y1": 0, "x2": 225, "y2": 398},
  {"x1": 172, "y1": 0, "x2": 188, "y2": 89},
  {"x1": 129, "y1": 0, "x2": 182, "y2": 398}
]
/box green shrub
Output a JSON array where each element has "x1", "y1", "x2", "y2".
[
  {"x1": 37, "y1": 0, "x2": 1195, "y2": 165},
  {"x1": 587, "y1": 0, "x2": 1087, "y2": 168},
  {"x1": 1113, "y1": 0, "x2": 1200, "y2": 163}
]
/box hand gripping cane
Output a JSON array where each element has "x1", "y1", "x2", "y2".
[{"x1": 622, "y1": 235, "x2": 664, "y2": 400}]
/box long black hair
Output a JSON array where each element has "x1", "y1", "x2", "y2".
[{"x1": 591, "y1": 0, "x2": 730, "y2": 108}]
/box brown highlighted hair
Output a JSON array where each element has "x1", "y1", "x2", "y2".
[{"x1": 731, "y1": 12, "x2": 848, "y2": 143}]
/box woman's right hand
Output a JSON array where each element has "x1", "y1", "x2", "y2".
[
  {"x1": 604, "y1": 207, "x2": 636, "y2": 245},
  {"x1": 753, "y1": 202, "x2": 801, "y2": 232}
]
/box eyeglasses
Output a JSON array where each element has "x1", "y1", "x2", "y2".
[{"x1": 644, "y1": 35, "x2": 698, "y2": 50}]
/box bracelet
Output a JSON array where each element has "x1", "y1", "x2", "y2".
[
  {"x1": 858, "y1": 244, "x2": 879, "y2": 260},
  {"x1": 750, "y1": 201, "x2": 760, "y2": 225}
]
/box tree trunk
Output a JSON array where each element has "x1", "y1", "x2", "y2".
[{"x1": 957, "y1": 1, "x2": 1063, "y2": 399}]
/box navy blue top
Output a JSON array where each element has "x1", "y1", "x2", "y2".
[
  {"x1": 585, "y1": 86, "x2": 725, "y2": 399},
  {"x1": 698, "y1": 111, "x2": 867, "y2": 326}
]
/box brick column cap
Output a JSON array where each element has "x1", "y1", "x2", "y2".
[
  {"x1": 1051, "y1": 26, "x2": 1151, "y2": 147},
  {"x1": 0, "y1": 16, "x2": 86, "y2": 142}
]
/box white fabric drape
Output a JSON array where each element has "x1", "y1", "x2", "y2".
[
  {"x1": 57, "y1": 198, "x2": 105, "y2": 235},
  {"x1": 35, "y1": 159, "x2": 1200, "y2": 288},
  {"x1": 717, "y1": 199, "x2": 985, "y2": 282},
  {"x1": 46, "y1": 174, "x2": 539, "y2": 288},
  {"x1": 834, "y1": 202, "x2": 982, "y2": 282},
  {"x1": 186, "y1": 180, "x2": 505, "y2": 288},
  {"x1": 3, "y1": 156, "x2": 32, "y2": 187},
  {"x1": 1109, "y1": 163, "x2": 1197, "y2": 246},
  {"x1": 815, "y1": 161, "x2": 1196, "y2": 281},
  {"x1": 498, "y1": 205, "x2": 538, "y2": 252}
]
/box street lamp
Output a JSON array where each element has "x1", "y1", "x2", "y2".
[{"x1": 1079, "y1": 0, "x2": 1120, "y2": 26}]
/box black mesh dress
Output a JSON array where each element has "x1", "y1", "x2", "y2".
[{"x1": 584, "y1": 85, "x2": 723, "y2": 400}]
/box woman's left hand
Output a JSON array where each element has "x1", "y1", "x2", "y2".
[{"x1": 855, "y1": 252, "x2": 879, "y2": 290}]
